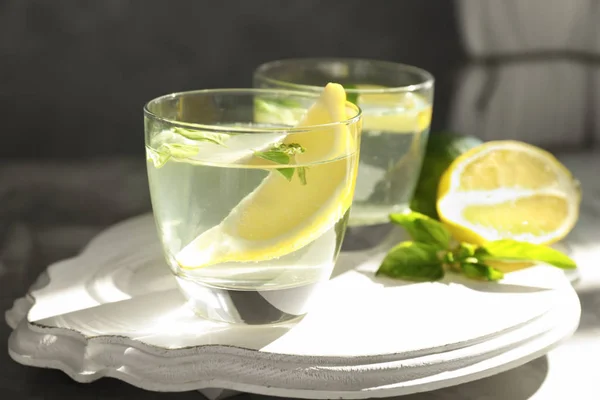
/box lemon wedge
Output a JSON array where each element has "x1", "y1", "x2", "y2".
[
  {"x1": 352, "y1": 84, "x2": 432, "y2": 133},
  {"x1": 437, "y1": 140, "x2": 581, "y2": 245},
  {"x1": 175, "y1": 83, "x2": 358, "y2": 269}
]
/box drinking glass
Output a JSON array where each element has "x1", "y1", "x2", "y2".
[
  {"x1": 144, "y1": 89, "x2": 361, "y2": 324},
  {"x1": 254, "y1": 58, "x2": 434, "y2": 228}
]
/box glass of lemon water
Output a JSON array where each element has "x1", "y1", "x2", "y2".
[
  {"x1": 145, "y1": 87, "x2": 361, "y2": 324},
  {"x1": 254, "y1": 59, "x2": 434, "y2": 233}
]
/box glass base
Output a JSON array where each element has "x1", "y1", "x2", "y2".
[
  {"x1": 341, "y1": 223, "x2": 408, "y2": 252},
  {"x1": 174, "y1": 275, "x2": 324, "y2": 325}
]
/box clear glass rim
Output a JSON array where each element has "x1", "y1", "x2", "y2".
[
  {"x1": 144, "y1": 88, "x2": 362, "y2": 134},
  {"x1": 254, "y1": 57, "x2": 435, "y2": 94}
]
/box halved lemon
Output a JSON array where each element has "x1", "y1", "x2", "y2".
[
  {"x1": 437, "y1": 140, "x2": 581, "y2": 245},
  {"x1": 175, "y1": 83, "x2": 359, "y2": 269}
]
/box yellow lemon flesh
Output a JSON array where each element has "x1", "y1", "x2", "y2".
[
  {"x1": 176, "y1": 83, "x2": 358, "y2": 269},
  {"x1": 437, "y1": 140, "x2": 581, "y2": 246},
  {"x1": 352, "y1": 84, "x2": 432, "y2": 133}
]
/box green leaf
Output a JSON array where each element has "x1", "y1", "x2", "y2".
[
  {"x1": 172, "y1": 127, "x2": 229, "y2": 146},
  {"x1": 146, "y1": 146, "x2": 170, "y2": 168},
  {"x1": 276, "y1": 168, "x2": 295, "y2": 181},
  {"x1": 476, "y1": 239, "x2": 576, "y2": 270},
  {"x1": 255, "y1": 143, "x2": 308, "y2": 184},
  {"x1": 297, "y1": 167, "x2": 307, "y2": 185},
  {"x1": 254, "y1": 98, "x2": 302, "y2": 121},
  {"x1": 254, "y1": 143, "x2": 306, "y2": 165},
  {"x1": 460, "y1": 261, "x2": 504, "y2": 281},
  {"x1": 256, "y1": 97, "x2": 302, "y2": 109},
  {"x1": 376, "y1": 241, "x2": 444, "y2": 281},
  {"x1": 344, "y1": 84, "x2": 359, "y2": 105},
  {"x1": 147, "y1": 142, "x2": 200, "y2": 167},
  {"x1": 275, "y1": 143, "x2": 305, "y2": 156},
  {"x1": 455, "y1": 242, "x2": 477, "y2": 261},
  {"x1": 254, "y1": 98, "x2": 274, "y2": 114},
  {"x1": 159, "y1": 143, "x2": 199, "y2": 159},
  {"x1": 389, "y1": 211, "x2": 452, "y2": 249},
  {"x1": 254, "y1": 150, "x2": 291, "y2": 165}
]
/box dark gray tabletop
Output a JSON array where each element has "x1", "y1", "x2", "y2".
[{"x1": 2, "y1": 152, "x2": 599, "y2": 399}]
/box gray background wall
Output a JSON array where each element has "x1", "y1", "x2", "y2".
[
  {"x1": 0, "y1": 0, "x2": 463, "y2": 159},
  {"x1": 2, "y1": 0, "x2": 598, "y2": 159}
]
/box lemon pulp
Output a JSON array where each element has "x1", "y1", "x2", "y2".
[{"x1": 437, "y1": 140, "x2": 581, "y2": 245}]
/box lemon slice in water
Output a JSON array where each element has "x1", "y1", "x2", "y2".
[
  {"x1": 176, "y1": 83, "x2": 358, "y2": 269},
  {"x1": 352, "y1": 84, "x2": 432, "y2": 133}
]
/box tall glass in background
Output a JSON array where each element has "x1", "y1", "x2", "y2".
[
  {"x1": 254, "y1": 59, "x2": 434, "y2": 234},
  {"x1": 145, "y1": 89, "x2": 361, "y2": 324}
]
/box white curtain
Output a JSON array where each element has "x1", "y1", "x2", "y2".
[
  {"x1": 594, "y1": 14, "x2": 600, "y2": 143},
  {"x1": 451, "y1": 0, "x2": 600, "y2": 148},
  {"x1": 456, "y1": 0, "x2": 596, "y2": 55},
  {"x1": 449, "y1": 63, "x2": 588, "y2": 146}
]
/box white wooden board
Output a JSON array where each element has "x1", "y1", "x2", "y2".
[{"x1": 5, "y1": 214, "x2": 581, "y2": 399}]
